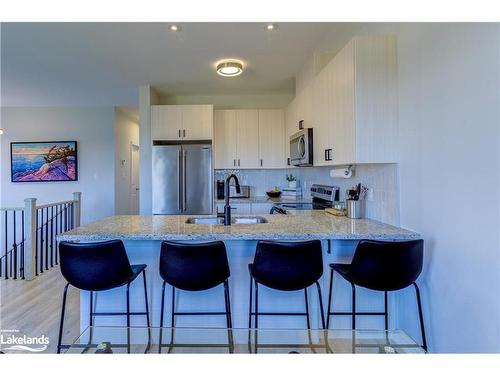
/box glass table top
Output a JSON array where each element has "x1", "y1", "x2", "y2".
[{"x1": 65, "y1": 326, "x2": 425, "y2": 354}]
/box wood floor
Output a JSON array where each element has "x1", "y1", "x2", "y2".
[{"x1": 0, "y1": 266, "x2": 80, "y2": 353}]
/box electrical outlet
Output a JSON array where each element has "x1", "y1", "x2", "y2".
[{"x1": 367, "y1": 188, "x2": 374, "y2": 201}]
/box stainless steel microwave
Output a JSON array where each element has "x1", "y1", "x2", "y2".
[{"x1": 290, "y1": 128, "x2": 313, "y2": 166}]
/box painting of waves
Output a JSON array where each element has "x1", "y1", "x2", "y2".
[{"x1": 11, "y1": 141, "x2": 78, "y2": 182}]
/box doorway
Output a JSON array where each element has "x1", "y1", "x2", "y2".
[{"x1": 130, "y1": 143, "x2": 140, "y2": 214}]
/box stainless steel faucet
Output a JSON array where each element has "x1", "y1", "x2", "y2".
[{"x1": 218, "y1": 174, "x2": 240, "y2": 226}]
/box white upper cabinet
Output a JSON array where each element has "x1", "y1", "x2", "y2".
[
  {"x1": 214, "y1": 110, "x2": 238, "y2": 169},
  {"x1": 311, "y1": 35, "x2": 397, "y2": 166},
  {"x1": 151, "y1": 105, "x2": 183, "y2": 140},
  {"x1": 151, "y1": 104, "x2": 213, "y2": 141},
  {"x1": 235, "y1": 110, "x2": 260, "y2": 169},
  {"x1": 182, "y1": 105, "x2": 213, "y2": 140},
  {"x1": 258, "y1": 109, "x2": 286, "y2": 168},
  {"x1": 214, "y1": 109, "x2": 285, "y2": 169}
]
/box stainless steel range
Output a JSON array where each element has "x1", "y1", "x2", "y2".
[{"x1": 271, "y1": 184, "x2": 340, "y2": 214}]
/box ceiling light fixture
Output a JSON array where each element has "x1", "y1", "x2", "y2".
[
  {"x1": 0, "y1": 129, "x2": 3, "y2": 135},
  {"x1": 216, "y1": 61, "x2": 243, "y2": 77},
  {"x1": 266, "y1": 24, "x2": 278, "y2": 31},
  {"x1": 169, "y1": 24, "x2": 181, "y2": 32}
]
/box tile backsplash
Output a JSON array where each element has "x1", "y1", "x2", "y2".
[{"x1": 215, "y1": 164, "x2": 400, "y2": 225}]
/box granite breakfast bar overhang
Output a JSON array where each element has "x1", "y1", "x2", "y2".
[{"x1": 57, "y1": 212, "x2": 420, "y2": 336}]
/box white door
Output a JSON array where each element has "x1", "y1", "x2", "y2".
[
  {"x1": 151, "y1": 105, "x2": 183, "y2": 140},
  {"x1": 214, "y1": 110, "x2": 238, "y2": 168},
  {"x1": 182, "y1": 105, "x2": 213, "y2": 140},
  {"x1": 130, "y1": 143, "x2": 140, "y2": 214},
  {"x1": 258, "y1": 109, "x2": 285, "y2": 168},
  {"x1": 235, "y1": 110, "x2": 259, "y2": 169}
]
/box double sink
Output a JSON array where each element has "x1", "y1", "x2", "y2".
[{"x1": 185, "y1": 216, "x2": 268, "y2": 225}]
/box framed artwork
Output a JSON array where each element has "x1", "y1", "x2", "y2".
[{"x1": 11, "y1": 141, "x2": 78, "y2": 182}]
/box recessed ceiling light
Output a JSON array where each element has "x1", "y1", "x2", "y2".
[
  {"x1": 266, "y1": 24, "x2": 278, "y2": 31},
  {"x1": 169, "y1": 24, "x2": 181, "y2": 32},
  {"x1": 0, "y1": 129, "x2": 3, "y2": 135},
  {"x1": 216, "y1": 61, "x2": 243, "y2": 77}
]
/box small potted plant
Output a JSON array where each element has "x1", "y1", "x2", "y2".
[{"x1": 286, "y1": 174, "x2": 297, "y2": 188}]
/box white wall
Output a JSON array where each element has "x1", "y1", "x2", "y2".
[
  {"x1": 394, "y1": 23, "x2": 500, "y2": 353},
  {"x1": 114, "y1": 107, "x2": 139, "y2": 215},
  {"x1": 138, "y1": 85, "x2": 159, "y2": 215},
  {"x1": 0, "y1": 107, "x2": 115, "y2": 225}
]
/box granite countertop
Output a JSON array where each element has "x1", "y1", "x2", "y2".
[
  {"x1": 57, "y1": 211, "x2": 419, "y2": 242},
  {"x1": 215, "y1": 196, "x2": 311, "y2": 204}
]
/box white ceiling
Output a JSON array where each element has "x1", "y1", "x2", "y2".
[{"x1": 1, "y1": 23, "x2": 335, "y2": 106}]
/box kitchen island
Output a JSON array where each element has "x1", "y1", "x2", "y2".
[{"x1": 58, "y1": 212, "x2": 419, "y2": 334}]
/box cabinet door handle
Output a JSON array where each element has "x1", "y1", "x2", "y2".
[
  {"x1": 260, "y1": 159, "x2": 263, "y2": 167},
  {"x1": 233, "y1": 159, "x2": 236, "y2": 167},
  {"x1": 183, "y1": 129, "x2": 186, "y2": 137},
  {"x1": 178, "y1": 129, "x2": 181, "y2": 138},
  {"x1": 238, "y1": 159, "x2": 240, "y2": 167}
]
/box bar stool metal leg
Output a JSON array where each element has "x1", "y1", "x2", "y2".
[
  {"x1": 159, "y1": 280, "x2": 167, "y2": 353},
  {"x1": 413, "y1": 283, "x2": 427, "y2": 351},
  {"x1": 57, "y1": 283, "x2": 70, "y2": 354},
  {"x1": 168, "y1": 286, "x2": 176, "y2": 353},
  {"x1": 223, "y1": 280, "x2": 234, "y2": 353},
  {"x1": 126, "y1": 282, "x2": 131, "y2": 354},
  {"x1": 247, "y1": 276, "x2": 253, "y2": 353},
  {"x1": 326, "y1": 267, "x2": 334, "y2": 329},
  {"x1": 304, "y1": 288, "x2": 311, "y2": 329},
  {"x1": 314, "y1": 281, "x2": 326, "y2": 330},
  {"x1": 254, "y1": 280, "x2": 259, "y2": 353},
  {"x1": 81, "y1": 291, "x2": 94, "y2": 353},
  {"x1": 351, "y1": 282, "x2": 356, "y2": 330},
  {"x1": 384, "y1": 291, "x2": 388, "y2": 330},
  {"x1": 142, "y1": 270, "x2": 151, "y2": 353}
]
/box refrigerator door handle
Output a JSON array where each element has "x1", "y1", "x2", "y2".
[
  {"x1": 178, "y1": 149, "x2": 182, "y2": 212},
  {"x1": 182, "y1": 149, "x2": 187, "y2": 212}
]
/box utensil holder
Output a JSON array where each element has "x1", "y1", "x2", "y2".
[{"x1": 346, "y1": 199, "x2": 363, "y2": 219}]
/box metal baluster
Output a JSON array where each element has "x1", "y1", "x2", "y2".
[
  {"x1": 55, "y1": 205, "x2": 59, "y2": 265},
  {"x1": 35, "y1": 210, "x2": 39, "y2": 276},
  {"x1": 4, "y1": 211, "x2": 8, "y2": 279},
  {"x1": 70, "y1": 203, "x2": 74, "y2": 229},
  {"x1": 64, "y1": 204, "x2": 68, "y2": 232},
  {"x1": 40, "y1": 208, "x2": 44, "y2": 274},
  {"x1": 45, "y1": 207, "x2": 49, "y2": 271},
  {"x1": 13, "y1": 211, "x2": 17, "y2": 279},
  {"x1": 21, "y1": 210, "x2": 25, "y2": 279},
  {"x1": 50, "y1": 206, "x2": 54, "y2": 268}
]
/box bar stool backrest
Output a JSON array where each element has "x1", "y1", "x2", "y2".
[
  {"x1": 160, "y1": 241, "x2": 230, "y2": 291},
  {"x1": 252, "y1": 240, "x2": 323, "y2": 291},
  {"x1": 348, "y1": 239, "x2": 424, "y2": 291},
  {"x1": 59, "y1": 240, "x2": 134, "y2": 291}
]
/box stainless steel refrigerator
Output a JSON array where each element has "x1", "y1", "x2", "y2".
[{"x1": 152, "y1": 142, "x2": 213, "y2": 215}]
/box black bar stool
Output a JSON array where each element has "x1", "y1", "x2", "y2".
[
  {"x1": 326, "y1": 239, "x2": 427, "y2": 351},
  {"x1": 57, "y1": 240, "x2": 150, "y2": 353},
  {"x1": 158, "y1": 241, "x2": 233, "y2": 353},
  {"x1": 248, "y1": 240, "x2": 326, "y2": 353}
]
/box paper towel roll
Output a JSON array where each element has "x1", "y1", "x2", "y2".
[{"x1": 330, "y1": 167, "x2": 353, "y2": 179}]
